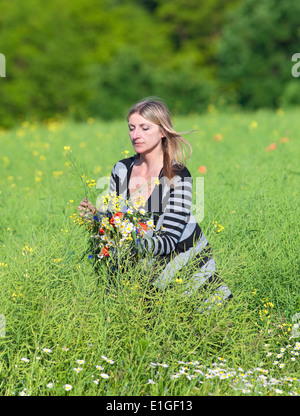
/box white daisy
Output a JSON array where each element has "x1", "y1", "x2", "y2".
[{"x1": 147, "y1": 379, "x2": 155, "y2": 384}]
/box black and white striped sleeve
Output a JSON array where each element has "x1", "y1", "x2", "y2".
[{"x1": 144, "y1": 172, "x2": 193, "y2": 256}]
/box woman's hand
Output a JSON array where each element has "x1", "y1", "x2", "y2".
[{"x1": 77, "y1": 198, "x2": 96, "y2": 217}]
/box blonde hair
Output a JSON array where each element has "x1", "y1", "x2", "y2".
[{"x1": 127, "y1": 97, "x2": 192, "y2": 180}]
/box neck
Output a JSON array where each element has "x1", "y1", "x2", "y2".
[{"x1": 136, "y1": 150, "x2": 164, "y2": 173}]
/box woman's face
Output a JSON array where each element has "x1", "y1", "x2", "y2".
[{"x1": 128, "y1": 112, "x2": 164, "y2": 156}]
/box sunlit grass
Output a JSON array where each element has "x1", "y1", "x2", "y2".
[{"x1": 0, "y1": 108, "x2": 299, "y2": 395}]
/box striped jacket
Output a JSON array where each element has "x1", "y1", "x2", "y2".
[{"x1": 109, "y1": 156, "x2": 232, "y2": 301}]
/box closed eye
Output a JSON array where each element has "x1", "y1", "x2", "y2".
[{"x1": 128, "y1": 124, "x2": 150, "y2": 131}]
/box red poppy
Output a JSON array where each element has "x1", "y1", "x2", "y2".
[
  {"x1": 266, "y1": 143, "x2": 277, "y2": 152},
  {"x1": 138, "y1": 222, "x2": 148, "y2": 232},
  {"x1": 114, "y1": 212, "x2": 123, "y2": 218},
  {"x1": 102, "y1": 247, "x2": 110, "y2": 257},
  {"x1": 99, "y1": 228, "x2": 104, "y2": 235},
  {"x1": 110, "y1": 211, "x2": 123, "y2": 225},
  {"x1": 198, "y1": 165, "x2": 207, "y2": 174}
]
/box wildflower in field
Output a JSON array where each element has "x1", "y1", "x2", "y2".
[
  {"x1": 47, "y1": 383, "x2": 54, "y2": 388},
  {"x1": 250, "y1": 121, "x2": 258, "y2": 129},
  {"x1": 96, "y1": 365, "x2": 104, "y2": 370},
  {"x1": 147, "y1": 379, "x2": 156, "y2": 384},
  {"x1": 170, "y1": 374, "x2": 181, "y2": 379},
  {"x1": 100, "y1": 373, "x2": 109, "y2": 379},
  {"x1": 53, "y1": 170, "x2": 63, "y2": 179},
  {"x1": 266, "y1": 143, "x2": 277, "y2": 152},
  {"x1": 213, "y1": 221, "x2": 224, "y2": 234},
  {"x1": 86, "y1": 179, "x2": 96, "y2": 189},
  {"x1": 76, "y1": 359, "x2": 85, "y2": 365},
  {"x1": 213, "y1": 133, "x2": 223, "y2": 141},
  {"x1": 22, "y1": 246, "x2": 33, "y2": 255},
  {"x1": 73, "y1": 367, "x2": 83, "y2": 373},
  {"x1": 279, "y1": 137, "x2": 289, "y2": 143},
  {"x1": 20, "y1": 357, "x2": 29, "y2": 363},
  {"x1": 101, "y1": 356, "x2": 114, "y2": 364},
  {"x1": 43, "y1": 348, "x2": 52, "y2": 353},
  {"x1": 150, "y1": 362, "x2": 157, "y2": 368},
  {"x1": 158, "y1": 363, "x2": 169, "y2": 368},
  {"x1": 63, "y1": 384, "x2": 72, "y2": 391},
  {"x1": 198, "y1": 165, "x2": 207, "y2": 174}
]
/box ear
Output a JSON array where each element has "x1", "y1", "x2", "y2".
[{"x1": 160, "y1": 127, "x2": 166, "y2": 139}]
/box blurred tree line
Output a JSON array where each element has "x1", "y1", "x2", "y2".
[{"x1": 0, "y1": 0, "x2": 299, "y2": 127}]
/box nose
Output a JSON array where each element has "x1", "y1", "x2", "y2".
[{"x1": 131, "y1": 127, "x2": 141, "y2": 140}]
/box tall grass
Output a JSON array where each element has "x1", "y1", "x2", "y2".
[{"x1": 0, "y1": 108, "x2": 299, "y2": 396}]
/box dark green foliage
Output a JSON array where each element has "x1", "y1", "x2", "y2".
[
  {"x1": 0, "y1": 0, "x2": 299, "y2": 127},
  {"x1": 218, "y1": 0, "x2": 300, "y2": 109}
]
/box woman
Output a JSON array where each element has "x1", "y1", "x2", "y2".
[{"x1": 80, "y1": 98, "x2": 232, "y2": 306}]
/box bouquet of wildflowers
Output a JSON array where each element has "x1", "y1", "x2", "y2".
[
  {"x1": 64, "y1": 146, "x2": 155, "y2": 271},
  {"x1": 75, "y1": 192, "x2": 155, "y2": 270}
]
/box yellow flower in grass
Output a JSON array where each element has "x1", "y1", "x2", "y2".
[
  {"x1": 53, "y1": 258, "x2": 62, "y2": 263},
  {"x1": 53, "y1": 170, "x2": 63, "y2": 179},
  {"x1": 212, "y1": 220, "x2": 224, "y2": 233},
  {"x1": 22, "y1": 246, "x2": 33, "y2": 255}
]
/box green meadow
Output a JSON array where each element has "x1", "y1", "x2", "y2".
[{"x1": 0, "y1": 108, "x2": 299, "y2": 396}]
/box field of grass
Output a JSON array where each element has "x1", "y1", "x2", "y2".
[{"x1": 0, "y1": 107, "x2": 299, "y2": 396}]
